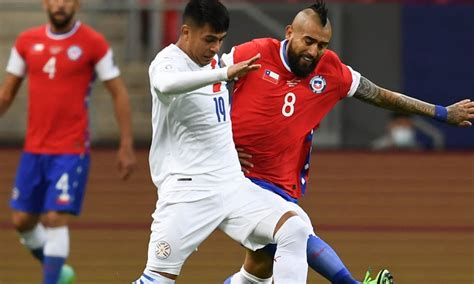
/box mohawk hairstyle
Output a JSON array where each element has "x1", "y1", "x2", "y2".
[{"x1": 308, "y1": 0, "x2": 329, "y2": 27}]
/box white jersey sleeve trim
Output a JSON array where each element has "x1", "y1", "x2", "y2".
[
  {"x1": 95, "y1": 49, "x2": 120, "y2": 81},
  {"x1": 6, "y1": 47, "x2": 26, "y2": 77},
  {"x1": 220, "y1": 47, "x2": 235, "y2": 67},
  {"x1": 347, "y1": 66, "x2": 361, "y2": 97},
  {"x1": 150, "y1": 63, "x2": 229, "y2": 95}
]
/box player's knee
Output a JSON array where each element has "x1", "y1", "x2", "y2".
[
  {"x1": 273, "y1": 210, "x2": 298, "y2": 237},
  {"x1": 274, "y1": 214, "x2": 312, "y2": 245},
  {"x1": 43, "y1": 211, "x2": 69, "y2": 228},
  {"x1": 11, "y1": 212, "x2": 39, "y2": 232}
]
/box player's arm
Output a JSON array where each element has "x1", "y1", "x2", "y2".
[
  {"x1": 0, "y1": 73, "x2": 22, "y2": 116},
  {"x1": 103, "y1": 77, "x2": 136, "y2": 180},
  {"x1": 353, "y1": 76, "x2": 474, "y2": 126},
  {"x1": 151, "y1": 54, "x2": 260, "y2": 95},
  {"x1": 1, "y1": 44, "x2": 26, "y2": 116}
]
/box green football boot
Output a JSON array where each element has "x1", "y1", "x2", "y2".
[
  {"x1": 362, "y1": 268, "x2": 394, "y2": 284},
  {"x1": 58, "y1": 264, "x2": 75, "y2": 284}
]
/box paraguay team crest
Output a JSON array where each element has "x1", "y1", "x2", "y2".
[
  {"x1": 155, "y1": 241, "x2": 171, "y2": 259},
  {"x1": 309, "y1": 75, "x2": 326, "y2": 94},
  {"x1": 67, "y1": 45, "x2": 82, "y2": 61}
]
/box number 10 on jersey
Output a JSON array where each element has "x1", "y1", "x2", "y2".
[{"x1": 213, "y1": 96, "x2": 226, "y2": 122}]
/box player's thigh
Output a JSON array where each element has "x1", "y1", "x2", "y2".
[
  {"x1": 219, "y1": 179, "x2": 293, "y2": 251},
  {"x1": 10, "y1": 152, "x2": 46, "y2": 214},
  {"x1": 44, "y1": 154, "x2": 90, "y2": 216},
  {"x1": 146, "y1": 190, "x2": 224, "y2": 275}
]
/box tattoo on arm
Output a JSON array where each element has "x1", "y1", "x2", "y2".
[
  {"x1": 353, "y1": 76, "x2": 434, "y2": 117},
  {"x1": 353, "y1": 76, "x2": 382, "y2": 105}
]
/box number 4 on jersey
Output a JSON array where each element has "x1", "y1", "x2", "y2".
[
  {"x1": 42, "y1": 56, "x2": 57, "y2": 79},
  {"x1": 56, "y1": 173, "x2": 69, "y2": 193}
]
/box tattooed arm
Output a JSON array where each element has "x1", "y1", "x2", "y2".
[{"x1": 353, "y1": 76, "x2": 474, "y2": 127}]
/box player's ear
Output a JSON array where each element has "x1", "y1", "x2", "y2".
[
  {"x1": 285, "y1": 25, "x2": 293, "y2": 40},
  {"x1": 181, "y1": 24, "x2": 191, "y2": 39}
]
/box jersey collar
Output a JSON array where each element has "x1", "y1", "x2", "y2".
[
  {"x1": 46, "y1": 21, "x2": 81, "y2": 40},
  {"x1": 279, "y1": 39, "x2": 292, "y2": 73}
]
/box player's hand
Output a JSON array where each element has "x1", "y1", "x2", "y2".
[
  {"x1": 236, "y1": 147, "x2": 253, "y2": 174},
  {"x1": 117, "y1": 144, "x2": 136, "y2": 180},
  {"x1": 227, "y1": 53, "x2": 261, "y2": 80},
  {"x1": 446, "y1": 99, "x2": 474, "y2": 127}
]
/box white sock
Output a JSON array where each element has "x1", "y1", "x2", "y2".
[
  {"x1": 19, "y1": 223, "x2": 46, "y2": 250},
  {"x1": 227, "y1": 266, "x2": 272, "y2": 283},
  {"x1": 44, "y1": 226, "x2": 69, "y2": 258},
  {"x1": 132, "y1": 269, "x2": 175, "y2": 283},
  {"x1": 273, "y1": 216, "x2": 311, "y2": 284}
]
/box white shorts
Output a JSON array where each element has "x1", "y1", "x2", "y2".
[{"x1": 145, "y1": 175, "x2": 293, "y2": 275}]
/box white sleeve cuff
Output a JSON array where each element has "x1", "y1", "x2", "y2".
[
  {"x1": 95, "y1": 49, "x2": 120, "y2": 81},
  {"x1": 346, "y1": 65, "x2": 361, "y2": 97},
  {"x1": 6, "y1": 48, "x2": 26, "y2": 77}
]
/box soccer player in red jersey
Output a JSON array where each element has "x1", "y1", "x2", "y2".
[
  {"x1": 222, "y1": 1, "x2": 474, "y2": 283},
  {"x1": 0, "y1": 0, "x2": 136, "y2": 283}
]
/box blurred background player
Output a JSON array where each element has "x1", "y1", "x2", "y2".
[
  {"x1": 221, "y1": 1, "x2": 474, "y2": 283},
  {"x1": 371, "y1": 112, "x2": 420, "y2": 150},
  {"x1": 0, "y1": 0, "x2": 136, "y2": 283},
  {"x1": 133, "y1": 1, "x2": 312, "y2": 283}
]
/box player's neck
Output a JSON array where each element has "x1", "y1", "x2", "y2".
[
  {"x1": 175, "y1": 39, "x2": 201, "y2": 67},
  {"x1": 49, "y1": 20, "x2": 77, "y2": 35}
]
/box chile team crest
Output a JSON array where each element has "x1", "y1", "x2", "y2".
[
  {"x1": 309, "y1": 75, "x2": 326, "y2": 94},
  {"x1": 67, "y1": 45, "x2": 82, "y2": 61}
]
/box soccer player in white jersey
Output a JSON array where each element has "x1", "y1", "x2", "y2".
[
  {"x1": 132, "y1": 1, "x2": 313, "y2": 283},
  {"x1": 0, "y1": 0, "x2": 136, "y2": 283}
]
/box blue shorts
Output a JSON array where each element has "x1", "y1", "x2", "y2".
[
  {"x1": 10, "y1": 152, "x2": 90, "y2": 215},
  {"x1": 249, "y1": 177, "x2": 299, "y2": 204}
]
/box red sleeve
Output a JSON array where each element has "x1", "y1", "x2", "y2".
[
  {"x1": 90, "y1": 32, "x2": 110, "y2": 65},
  {"x1": 233, "y1": 40, "x2": 261, "y2": 63},
  {"x1": 339, "y1": 61, "x2": 353, "y2": 99},
  {"x1": 231, "y1": 40, "x2": 263, "y2": 88},
  {"x1": 324, "y1": 50, "x2": 356, "y2": 99},
  {"x1": 14, "y1": 32, "x2": 28, "y2": 58}
]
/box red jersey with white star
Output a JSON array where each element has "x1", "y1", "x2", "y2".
[
  {"x1": 221, "y1": 38, "x2": 360, "y2": 199},
  {"x1": 6, "y1": 21, "x2": 119, "y2": 154}
]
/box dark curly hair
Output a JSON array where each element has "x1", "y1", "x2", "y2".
[{"x1": 182, "y1": 0, "x2": 229, "y2": 33}]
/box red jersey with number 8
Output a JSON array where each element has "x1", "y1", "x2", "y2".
[{"x1": 222, "y1": 38, "x2": 360, "y2": 198}]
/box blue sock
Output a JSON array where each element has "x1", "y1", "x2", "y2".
[
  {"x1": 31, "y1": 248, "x2": 44, "y2": 262},
  {"x1": 332, "y1": 268, "x2": 359, "y2": 284},
  {"x1": 43, "y1": 256, "x2": 65, "y2": 284},
  {"x1": 306, "y1": 235, "x2": 358, "y2": 284}
]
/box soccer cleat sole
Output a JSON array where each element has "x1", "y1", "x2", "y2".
[{"x1": 377, "y1": 269, "x2": 394, "y2": 284}]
